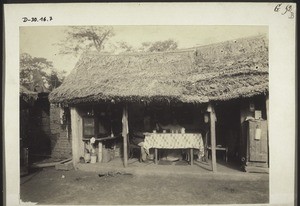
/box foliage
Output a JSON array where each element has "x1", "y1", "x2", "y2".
[
  {"x1": 56, "y1": 26, "x2": 177, "y2": 55},
  {"x1": 20, "y1": 53, "x2": 66, "y2": 92},
  {"x1": 108, "y1": 39, "x2": 178, "y2": 54},
  {"x1": 57, "y1": 26, "x2": 115, "y2": 57},
  {"x1": 116, "y1": 41, "x2": 135, "y2": 52},
  {"x1": 139, "y1": 39, "x2": 178, "y2": 52}
]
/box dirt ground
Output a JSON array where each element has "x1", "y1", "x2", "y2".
[{"x1": 20, "y1": 167, "x2": 269, "y2": 205}]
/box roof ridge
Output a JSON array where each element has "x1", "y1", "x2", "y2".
[
  {"x1": 182, "y1": 34, "x2": 267, "y2": 50},
  {"x1": 82, "y1": 49, "x2": 194, "y2": 57},
  {"x1": 81, "y1": 34, "x2": 267, "y2": 58}
]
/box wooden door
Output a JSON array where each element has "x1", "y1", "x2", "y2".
[{"x1": 248, "y1": 120, "x2": 268, "y2": 162}]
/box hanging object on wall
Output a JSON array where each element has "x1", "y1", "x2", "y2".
[
  {"x1": 204, "y1": 113, "x2": 210, "y2": 123},
  {"x1": 87, "y1": 108, "x2": 94, "y2": 116},
  {"x1": 249, "y1": 102, "x2": 255, "y2": 112},
  {"x1": 207, "y1": 104, "x2": 212, "y2": 112},
  {"x1": 206, "y1": 104, "x2": 217, "y2": 122},
  {"x1": 255, "y1": 125, "x2": 261, "y2": 140},
  {"x1": 255, "y1": 110, "x2": 262, "y2": 120},
  {"x1": 59, "y1": 107, "x2": 64, "y2": 124}
]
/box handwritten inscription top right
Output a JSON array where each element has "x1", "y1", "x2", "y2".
[{"x1": 274, "y1": 3, "x2": 294, "y2": 19}]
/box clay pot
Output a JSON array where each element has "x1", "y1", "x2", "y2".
[
  {"x1": 90, "y1": 155, "x2": 97, "y2": 164},
  {"x1": 84, "y1": 153, "x2": 91, "y2": 163}
]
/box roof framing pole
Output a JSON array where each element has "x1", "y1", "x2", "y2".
[
  {"x1": 208, "y1": 103, "x2": 217, "y2": 172},
  {"x1": 122, "y1": 104, "x2": 129, "y2": 167}
]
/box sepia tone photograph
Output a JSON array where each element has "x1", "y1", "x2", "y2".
[
  {"x1": 19, "y1": 25, "x2": 270, "y2": 204},
  {"x1": 3, "y1": 3, "x2": 296, "y2": 206}
]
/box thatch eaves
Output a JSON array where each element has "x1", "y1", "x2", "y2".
[{"x1": 49, "y1": 35, "x2": 268, "y2": 105}]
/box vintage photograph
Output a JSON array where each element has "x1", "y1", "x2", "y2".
[{"x1": 19, "y1": 25, "x2": 270, "y2": 204}]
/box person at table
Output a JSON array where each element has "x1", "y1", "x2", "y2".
[
  {"x1": 131, "y1": 115, "x2": 155, "y2": 162},
  {"x1": 157, "y1": 118, "x2": 182, "y2": 133}
]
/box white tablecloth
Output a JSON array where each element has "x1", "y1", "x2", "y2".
[{"x1": 143, "y1": 133, "x2": 204, "y2": 157}]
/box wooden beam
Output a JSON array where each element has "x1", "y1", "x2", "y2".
[
  {"x1": 209, "y1": 103, "x2": 217, "y2": 172},
  {"x1": 265, "y1": 95, "x2": 269, "y2": 167},
  {"x1": 265, "y1": 95, "x2": 269, "y2": 126},
  {"x1": 98, "y1": 142, "x2": 103, "y2": 163},
  {"x1": 190, "y1": 148, "x2": 194, "y2": 166},
  {"x1": 70, "y1": 107, "x2": 84, "y2": 168},
  {"x1": 154, "y1": 148, "x2": 158, "y2": 164},
  {"x1": 122, "y1": 104, "x2": 129, "y2": 167}
]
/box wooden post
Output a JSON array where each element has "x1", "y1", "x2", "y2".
[
  {"x1": 71, "y1": 107, "x2": 84, "y2": 167},
  {"x1": 265, "y1": 95, "x2": 269, "y2": 167},
  {"x1": 155, "y1": 148, "x2": 158, "y2": 164},
  {"x1": 98, "y1": 142, "x2": 102, "y2": 163},
  {"x1": 122, "y1": 104, "x2": 128, "y2": 167},
  {"x1": 208, "y1": 103, "x2": 217, "y2": 172},
  {"x1": 265, "y1": 95, "x2": 269, "y2": 126},
  {"x1": 190, "y1": 148, "x2": 194, "y2": 166}
]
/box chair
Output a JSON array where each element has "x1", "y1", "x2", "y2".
[{"x1": 205, "y1": 131, "x2": 228, "y2": 162}]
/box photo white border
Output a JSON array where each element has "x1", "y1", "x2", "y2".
[{"x1": 4, "y1": 3, "x2": 296, "y2": 206}]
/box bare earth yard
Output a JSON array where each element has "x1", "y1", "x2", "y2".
[{"x1": 20, "y1": 167, "x2": 268, "y2": 205}]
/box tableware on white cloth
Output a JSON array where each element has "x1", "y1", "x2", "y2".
[{"x1": 181, "y1": 128, "x2": 185, "y2": 133}]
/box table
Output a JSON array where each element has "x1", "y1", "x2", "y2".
[
  {"x1": 143, "y1": 133, "x2": 204, "y2": 166},
  {"x1": 206, "y1": 146, "x2": 228, "y2": 162}
]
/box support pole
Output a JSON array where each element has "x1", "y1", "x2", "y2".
[
  {"x1": 266, "y1": 94, "x2": 269, "y2": 127},
  {"x1": 155, "y1": 148, "x2": 158, "y2": 164},
  {"x1": 190, "y1": 148, "x2": 194, "y2": 166},
  {"x1": 98, "y1": 142, "x2": 103, "y2": 163},
  {"x1": 70, "y1": 107, "x2": 84, "y2": 168},
  {"x1": 208, "y1": 103, "x2": 217, "y2": 172},
  {"x1": 265, "y1": 95, "x2": 269, "y2": 167},
  {"x1": 122, "y1": 104, "x2": 129, "y2": 167}
]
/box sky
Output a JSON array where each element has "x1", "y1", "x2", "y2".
[{"x1": 20, "y1": 25, "x2": 268, "y2": 74}]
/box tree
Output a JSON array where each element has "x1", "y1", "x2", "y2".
[
  {"x1": 116, "y1": 41, "x2": 135, "y2": 52},
  {"x1": 139, "y1": 39, "x2": 178, "y2": 52},
  {"x1": 20, "y1": 53, "x2": 66, "y2": 92},
  {"x1": 57, "y1": 26, "x2": 115, "y2": 57},
  {"x1": 48, "y1": 70, "x2": 67, "y2": 89}
]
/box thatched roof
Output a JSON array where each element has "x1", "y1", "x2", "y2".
[{"x1": 49, "y1": 35, "x2": 268, "y2": 105}]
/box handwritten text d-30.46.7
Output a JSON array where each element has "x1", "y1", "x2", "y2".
[{"x1": 22, "y1": 16, "x2": 53, "y2": 23}]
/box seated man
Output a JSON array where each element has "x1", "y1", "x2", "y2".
[
  {"x1": 130, "y1": 115, "x2": 154, "y2": 162},
  {"x1": 131, "y1": 131, "x2": 148, "y2": 162}
]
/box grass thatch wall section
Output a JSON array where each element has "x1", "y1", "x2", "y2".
[{"x1": 49, "y1": 35, "x2": 268, "y2": 105}]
